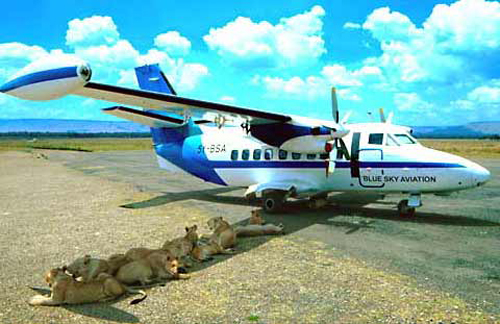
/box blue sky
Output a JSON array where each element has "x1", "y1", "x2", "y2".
[{"x1": 0, "y1": 0, "x2": 499, "y2": 126}]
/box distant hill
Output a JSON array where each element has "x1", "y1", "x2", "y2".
[
  {"x1": 0, "y1": 119, "x2": 149, "y2": 133},
  {"x1": 412, "y1": 121, "x2": 500, "y2": 138},
  {"x1": 0, "y1": 119, "x2": 498, "y2": 138}
]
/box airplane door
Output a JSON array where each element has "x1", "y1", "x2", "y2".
[{"x1": 358, "y1": 149, "x2": 385, "y2": 188}]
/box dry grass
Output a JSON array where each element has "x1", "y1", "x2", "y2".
[
  {"x1": 421, "y1": 139, "x2": 500, "y2": 159},
  {"x1": 0, "y1": 138, "x2": 152, "y2": 152}
]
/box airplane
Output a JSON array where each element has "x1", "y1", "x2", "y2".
[{"x1": 0, "y1": 55, "x2": 491, "y2": 216}]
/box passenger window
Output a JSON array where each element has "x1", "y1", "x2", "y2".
[
  {"x1": 307, "y1": 154, "x2": 316, "y2": 160},
  {"x1": 279, "y1": 150, "x2": 288, "y2": 160},
  {"x1": 242, "y1": 149, "x2": 250, "y2": 160},
  {"x1": 231, "y1": 150, "x2": 238, "y2": 160},
  {"x1": 253, "y1": 149, "x2": 261, "y2": 160},
  {"x1": 264, "y1": 149, "x2": 273, "y2": 160},
  {"x1": 369, "y1": 133, "x2": 384, "y2": 145},
  {"x1": 319, "y1": 153, "x2": 329, "y2": 159},
  {"x1": 292, "y1": 152, "x2": 301, "y2": 160}
]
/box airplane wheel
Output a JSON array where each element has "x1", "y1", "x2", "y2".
[
  {"x1": 262, "y1": 191, "x2": 285, "y2": 213},
  {"x1": 397, "y1": 199, "x2": 415, "y2": 217}
]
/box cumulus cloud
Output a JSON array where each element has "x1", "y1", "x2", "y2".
[
  {"x1": 343, "y1": 22, "x2": 361, "y2": 29},
  {"x1": 66, "y1": 16, "x2": 120, "y2": 48},
  {"x1": 393, "y1": 92, "x2": 433, "y2": 112},
  {"x1": 467, "y1": 80, "x2": 500, "y2": 104},
  {"x1": 154, "y1": 31, "x2": 191, "y2": 57},
  {"x1": 362, "y1": 0, "x2": 500, "y2": 85},
  {"x1": 203, "y1": 6, "x2": 326, "y2": 69}
]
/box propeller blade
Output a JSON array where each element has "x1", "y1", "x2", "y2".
[
  {"x1": 379, "y1": 108, "x2": 386, "y2": 123},
  {"x1": 331, "y1": 87, "x2": 339, "y2": 123},
  {"x1": 341, "y1": 111, "x2": 352, "y2": 124},
  {"x1": 386, "y1": 112, "x2": 394, "y2": 124}
]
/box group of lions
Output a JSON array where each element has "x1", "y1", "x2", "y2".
[{"x1": 29, "y1": 211, "x2": 284, "y2": 306}]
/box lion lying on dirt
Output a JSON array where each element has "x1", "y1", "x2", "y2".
[
  {"x1": 249, "y1": 210, "x2": 265, "y2": 225},
  {"x1": 206, "y1": 217, "x2": 237, "y2": 249},
  {"x1": 162, "y1": 225, "x2": 199, "y2": 267},
  {"x1": 29, "y1": 267, "x2": 147, "y2": 306},
  {"x1": 66, "y1": 254, "x2": 130, "y2": 282},
  {"x1": 117, "y1": 249, "x2": 188, "y2": 286},
  {"x1": 191, "y1": 241, "x2": 235, "y2": 262}
]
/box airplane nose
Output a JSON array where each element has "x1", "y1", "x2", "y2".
[{"x1": 471, "y1": 164, "x2": 491, "y2": 187}]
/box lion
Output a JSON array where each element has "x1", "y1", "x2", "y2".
[
  {"x1": 249, "y1": 210, "x2": 265, "y2": 225},
  {"x1": 190, "y1": 241, "x2": 235, "y2": 262},
  {"x1": 116, "y1": 250, "x2": 188, "y2": 286},
  {"x1": 29, "y1": 267, "x2": 147, "y2": 306},
  {"x1": 234, "y1": 223, "x2": 285, "y2": 237},
  {"x1": 206, "y1": 217, "x2": 236, "y2": 249},
  {"x1": 65, "y1": 254, "x2": 130, "y2": 282},
  {"x1": 162, "y1": 225, "x2": 199, "y2": 267}
]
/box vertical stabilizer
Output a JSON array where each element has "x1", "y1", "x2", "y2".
[{"x1": 135, "y1": 64, "x2": 177, "y2": 95}]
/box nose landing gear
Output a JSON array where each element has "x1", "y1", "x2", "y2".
[{"x1": 397, "y1": 193, "x2": 421, "y2": 217}]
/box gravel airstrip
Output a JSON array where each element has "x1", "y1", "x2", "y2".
[{"x1": 0, "y1": 150, "x2": 498, "y2": 323}]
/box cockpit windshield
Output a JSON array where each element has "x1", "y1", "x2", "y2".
[{"x1": 394, "y1": 133, "x2": 418, "y2": 145}]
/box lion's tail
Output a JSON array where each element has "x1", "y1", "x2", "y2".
[{"x1": 125, "y1": 287, "x2": 147, "y2": 305}]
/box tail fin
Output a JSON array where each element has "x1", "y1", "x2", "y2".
[{"x1": 135, "y1": 64, "x2": 177, "y2": 95}]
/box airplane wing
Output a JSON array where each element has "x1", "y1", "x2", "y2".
[{"x1": 75, "y1": 82, "x2": 292, "y2": 126}]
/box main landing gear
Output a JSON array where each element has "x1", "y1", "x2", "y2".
[
  {"x1": 397, "y1": 193, "x2": 421, "y2": 217},
  {"x1": 262, "y1": 190, "x2": 287, "y2": 213}
]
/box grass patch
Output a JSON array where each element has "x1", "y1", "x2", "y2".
[
  {"x1": 421, "y1": 139, "x2": 500, "y2": 159},
  {"x1": 0, "y1": 138, "x2": 153, "y2": 152}
]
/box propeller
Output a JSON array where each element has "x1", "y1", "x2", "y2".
[
  {"x1": 379, "y1": 108, "x2": 393, "y2": 124},
  {"x1": 332, "y1": 87, "x2": 339, "y2": 123}
]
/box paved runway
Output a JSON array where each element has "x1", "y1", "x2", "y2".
[{"x1": 48, "y1": 150, "x2": 500, "y2": 315}]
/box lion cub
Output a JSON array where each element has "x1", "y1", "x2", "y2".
[
  {"x1": 116, "y1": 250, "x2": 186, "y2": 286},
  {"x1": 249, "y1": 210, "x2": 265, "y2": 225},
  {"x1": 29, "y1": 267, "x2": 146, "y2": 306},
  {"x1": 66, "y1": 254, "x2": 130, "y2": 282},
  {"x1": 191, "y1": 241, "x2": 235, "y2": 262},
  {"x1": 207, "y1": 217, "x2": 237, "y2": 249},
  {"x1": 162, "y1": 225, "x2": 199, "y2": 267}
]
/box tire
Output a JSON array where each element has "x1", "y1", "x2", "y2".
[
  {"x1": 262, "y1": 191, "x2": 285, "y2": 213},
  {"x1": 397, "y1": 199, "x2": 416, "y2": 217}
]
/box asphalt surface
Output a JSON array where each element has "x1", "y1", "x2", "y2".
[{"x1": 49, "y1": 150, "x2": 500, "y2": 314}]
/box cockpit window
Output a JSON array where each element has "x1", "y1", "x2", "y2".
[
  {"x1": 394, "y1": 134, "x2": 417, "y2": 144},
  {"x1": 386, "y1": 135, "x2": 399, "y2": 146},
  {"x1": 368, "y1": 133, "x2": 384, "y2": 145}
]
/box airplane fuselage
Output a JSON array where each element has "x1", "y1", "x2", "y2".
[{"x1": 152, "y1": 122, "x2": 490, "y2": 197}]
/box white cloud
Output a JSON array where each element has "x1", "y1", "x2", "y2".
[
  {"x1": 154, "y1": 31, "x2": 191, "y2": 57},
  {"x1": 220, "y1": 96, "x2": 235, "y2": 103},
  {"x1": 343, "y1": 22, "x2": 361, "y2": 29},
  {"x1": 467, "y1": 81, "x2": 500, "y2": 104},
  {"x1": 66, "y1": 16, "x2": 120, "y2": 48},
  {"x1": 362, "y1": 0, "x2": 500, "y2": 85},
  {"x1": 203, "y1": 6, "x2": 326, "y2": 68},
  {"x1": 321, "y1": 64, "x2": 362, "y2": 87},
  {"x1": 393, "y1": 92, "x2": 433, "y2": 111},
  {"x1": 260, "y1": 75, "x2": 327, "y2": 99},
  {"x1": 177, "y1": 63, "x2": 209, "y2": 91}
]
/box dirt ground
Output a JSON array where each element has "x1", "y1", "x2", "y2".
[{"x1": 0, "y1": 150, "x2": 498, "y2": 323}]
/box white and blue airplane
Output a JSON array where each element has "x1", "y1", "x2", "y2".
[{"x1": 0, "y1": 56, "x2": 491, "y2": 216}]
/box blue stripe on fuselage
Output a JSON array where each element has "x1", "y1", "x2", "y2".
[
  {"x1": 0, "y1": 67, "x2": 79, "y2": 93},
  {"x1": 207, "y1": 161, "x2": 465, "y2": 169}
]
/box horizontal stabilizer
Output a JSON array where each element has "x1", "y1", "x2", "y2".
[{"x1": 102, "y1": 106, "x2": 184, "y2": 128}]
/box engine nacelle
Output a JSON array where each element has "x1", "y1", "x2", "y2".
[{"x1": 0, "y1": 55, "x2": 91, "y2": 101}]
